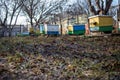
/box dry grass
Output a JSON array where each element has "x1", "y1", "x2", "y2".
[{"x1": 0, "y1": 36, "x2": 120, "y2": 80}]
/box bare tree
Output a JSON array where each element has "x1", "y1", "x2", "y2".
[
  {"x1": 22, "y1": 0, "x2": 67, "y2": 29},
  {"x1": 65, "y1": 0, "x2": 87, "y2": 24},
  {"x1": 109, "y1": 5, "x2": 119, "y2": 17},
  {"x1": 76, "y1": 0, "x2": 90, "y2": 15},
  {"x1": 87, "y1": 0, "x2": 113, "y2": 15},
  {"x1": 0, "y1": 0, "x2": 9, "y2": 37},
  {"x1": 0, "y1": 0, "x2": 25, "y2": 37}
]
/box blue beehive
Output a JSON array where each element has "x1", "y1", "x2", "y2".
[
  {"x1": 40, "y1": 24, "x2": 45, "y2": 34},
  {"x1": 72, "y1": 25, "x2": 85, "y2": 35},
  {"x1": 73, "y1": 25, "x2": 85, "y2": 31},
  {"x1": 47, "y1": 31, "x2": 59, "y2": 35}
]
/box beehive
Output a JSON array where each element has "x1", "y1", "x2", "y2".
[
  {"x1": 67, "y1": 25, "x2": 73, "y2": 31},
  {"x1": 67, "y1": 25, "x2": 73, "y2": 35},
  {"x1": 45, "y1": 25, "x2": 60, "y2": 35},
  {"x1": 40, "y1": 24, "x2": 44, "y2": 34},
  {"x1": 73, "y1": 25, "x2": 85, "y2": 35},
  {"x1": 67, "y1": 25, "x2": 85, "y2": 35},
  {"x1": 29, "y1": 27, "x2": 34, "y2": 33},
  {"x1": 89, "y1": 15, "x2": 113, "y2": 32},
  {"x1": 35, "y1": 30, "x2": 40, "y2": 35}
]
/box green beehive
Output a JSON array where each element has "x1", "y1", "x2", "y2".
[
  {"x1": 73, "y1": 30, "x2": 85, "y2": 35},
  {"x1": 67, "y1": 25, "x2": 73, "y2": 35},
  {"x1": 68, "y1": 31, "x2": 73, "y2": 35},
  {"x1": 89, "y1": 15, "x2": 113, "y2": 32}
]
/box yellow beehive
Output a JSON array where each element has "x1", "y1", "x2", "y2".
[
  {"x1": 36, "y1": 30, "x2": 40, "y2": 34},
  {"x1": 89, "y1": 15, "x2": 113, "y2": 27},
  {"x1": 67, "y1": 25, "x2": 73, "y2": 31},
  {"x1": 29, "y1": 27, "x2": 34, "y2": 32}
]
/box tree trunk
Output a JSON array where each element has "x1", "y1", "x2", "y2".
[
  {"x1": 59, "y1": 17, "x2": 62, "y2": 35},
  {"x1": 30, "y1": 18, "x2": 33, "y2": 27},
  {"x1": 67, "y1": 14, "x2": 70, "y2": 25},
  {"x1": 87, "y1": 0, "x2": 97, "y2": 15},
  {"x1": 87, "y1": 0, "x2": 113, "y2": 15},
  {"x1": 105, "y1": 0, "x2": 113, "y2": 15},
  {"x1": 0, "y1": 24, "x2": 7, "y2": 37},
  {"x1": 76, "y1": 14, "x2": 79, "y2": 24},
  {"x1": 1, "y1": 28, "x2": 5, "y2": 37}
]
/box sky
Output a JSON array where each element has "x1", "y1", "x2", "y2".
[
  {"x1": 112, "y1": 0, "x2": 118, "y2": 5},
  {"x1": 16, "y1": 16, "x2": 27, "y2": 25}
]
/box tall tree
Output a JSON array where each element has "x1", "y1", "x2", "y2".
[
  {"x1": 87, "y1": 0, "x2": 113, "y2": 15},
  {"x1": 22, "y1": 0, "x2": 67, "y2": 29},
  {"x1": 0, "y1": 0, "x2": 25, "y2": 37},
  {"x1": 65, "y1": 0, "x2": 87, "y2": 24},
  {"x1": 77, "y1": 0, "x2": 90, "y2": 15}
]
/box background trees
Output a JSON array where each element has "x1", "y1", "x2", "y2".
[
  {"x1": 0, "y1": 0, "x2": 25, "y2": 37},
  {"x1": 87, "y1": 0, "x2": 113, "y2": 15},
  {"x1": 0, "y1": 0, "x2": 68, "y2": 37},
  {"x1": 0, "y1": 0, "x2": 116, "y2": 37},
  {"x1": 65, "y1": 0, "x2": 114, "y2": 16},
  {"x1": 65, "y1": 0, "x2": 90, "y2": 25},
  {"x1": 22, "y1": 0, "x2": 67, "y2": 28}
]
